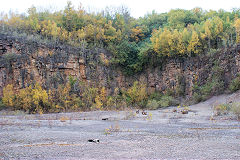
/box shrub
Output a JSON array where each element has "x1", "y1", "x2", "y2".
[
  {"x1": 200, "y1": 84, "x2": 212, "y2": 99},
  {"x1": 176, "y1": 75, "x2": 186, "y2": 97},
  {"x1": 56, "y1": 83, "x2": 83, "y2": 112},
  {"x1": 69, "y1": 94, "x2": 83, "y2": 111},
  {"x1": 95, "y1": 95, "x2": 103, "y2": 110},
  {"x1": 112, "y1": 88, "x2": 128, "y2": 109},
  {"x1": 193, "y1": 78, "x2": 224, "y2": 103},
  {"x1": 146, "y1": 99, "x2": 159, "y2": 110},
  {"x1": 100, "y1": 87, "x2": 107, "y2": 107},
  {"x1": 16, "y1": 86, "x2": 33, "y2": 111},
  {"x1": 99, "y1": 53, "x2": 109, "y2": 66},
  {"x1": 106, "y1": 96, "x2": 114, "y2": 109},
  {"x1": 193, "y1": 92, "x2": 203, "y2": 103},
  {"x1": 2, "y1": 53, "x2": 19, "y2": 72},
  {"x1": 2, "y1": 84, "x2": 15, "y2": 108},
  {"x1": 207, "y1": 48, "x2": 219, "y2": 57},
  {"x1": 0, "y1": 98, "x2": 5, "y2": 110},
  {"x1": 126, "y1": 81, "x2": 147, "y2": 108},
  {"x1": 212, "y1": 102, "x2": 240, "y2": 120},
  {"x1": 81, "y1": 85, "x2": 98, "y2": 110},
  {"x1": 231, "y1": 103, "x2": 240, "y2": 120},
  {"x1": 2, "y1": 83, "x2": 49, "y2": 114},
  {"x1": 19, "y1": 83, "x2": 49, "y2": 114},
  {"x1": 213, "y1": 104, "x2": 231, "y2": 116},
  {"x1": 229, "y1": 76, "x2": 240, "y2": 92},
  {"x1": 158, "y1": 95, "x2": 174, "y2": 107},
  {"x1": 148, "y1": 91, "x2": 178, "y2": 109},
  {"x1": 149, "y1": 91, "x2": 162, "y2": 101},
  {"x1": 31, "y1": 83, "x2": 50, "y2": 114},
  {"x1": 112, "y1": 41, "x2": 142, "y2": 75},
  {"x1": 68, "y1": 75, "x2": 77, "y2": 91}
]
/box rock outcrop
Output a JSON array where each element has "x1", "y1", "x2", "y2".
[{"x1": 0, "y1": 33, "x2": 240, "y2": 97}]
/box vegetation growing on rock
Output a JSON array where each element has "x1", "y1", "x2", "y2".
[
  {"x1": 1, "y1": 3, "x2": 240, "y2": 74},
  {"x1": 1, "y1": 2, "x2": 240, "y2": 113}
]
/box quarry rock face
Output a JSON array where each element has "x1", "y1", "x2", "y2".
[{"x1": 0, "y1": 33, "x2": 240, "y2": 97}]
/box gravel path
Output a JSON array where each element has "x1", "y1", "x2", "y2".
[{"x1": 0, "y1": 93, "x2": 240, "y2": 159}]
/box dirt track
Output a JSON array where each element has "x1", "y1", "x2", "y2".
[{"x1": 0, "y1": 92, "x2": 240, "y2": 159}]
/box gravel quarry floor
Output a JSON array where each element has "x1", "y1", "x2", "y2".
[{"x1": 0, "y1": 92, "x2": 240, "y2": 159}]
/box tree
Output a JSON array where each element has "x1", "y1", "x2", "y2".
[
  {"x1": 151, "y1": 28, "x2": 172, "y2": 56},
  {"x1": 171, "y1": 29, "x2": 183, "y2": 55},
  {"x1": 137, "y1": 11, "x2": 167, "y2": 38},
  {"x1": 234, "y1": 18, "x2": 240, "y2": 43},
  {"x1": 26, "y1": 6, "x2": 40, "y2": 33},
  {"x1": 57, "y1": 84, "x2": 71, "y2": 112},
  {"x1": 31, "y1": 83, "x2": 49, "y2": 114},
  {"x1": 177, "y1": 31, "x2": 187, "y2": 55},
  {"x1": 84, "y1": 24, "x2": 95, "y2": 43},
  {"x1": 130, "y1": 26, "x2": 145, "y2": 42},
  {"x1": 168, "y1": 9, "x2": 186, "y2": 29},
  {"x1": 6, "y1": 12, "x2": 24, "y2": 32},
  {"x1": 223, "y1": 16, "x2": 234, "y2": 46},
  {"x1": 41, "y1": 20, "x2": 60, "y2": 40},
  {"x1": 95, "y1": 95, "x2": 103, "y2": 109},
  {"x1": 204, "y1": 19, "x2": 212, "y2": 49},
  {"x1": 213, "y1": 17, "x2": 224, "y2": 48},
  {"x1": 187, "y1": 31, "x2": 201, "y2": 55},
  {"x1": 100, "y1": 87, "x2": 107, "y2": 106},
  {"x1": 113, "y1": 40, "x2": 140, "y2": 75},
  {"x1": 81, "y1": 84, "x2": 98, "y2": 110},
  {"x1": 16, "y1": 86, "x2": 32, "y2": 111},
  {"x1": 62, "y1": 1, "x2": 78, "y2": 32},
  {"x1": 104, "y1": 20, "x2": 117, "y2": 43}
]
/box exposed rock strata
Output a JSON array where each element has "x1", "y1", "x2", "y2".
[{"x1": 0, "y1": 33, "x2": 240, "y2": 97}]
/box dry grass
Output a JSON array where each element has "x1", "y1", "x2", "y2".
[
  {"x1": 59, "y1": 116, "x2": 69, "y2": 122},
  {"x1": 188, "y1": 127, "x2": 240, "y2": 130},
  {"x1": 104, "y1": 122, "x2": 121, "y2": 135},
  {"x1": 24, "y1": 143, "x2": 83, "y2": 147},
  {"x1": 124, "y1": 110, "x2": 136, "y2": 120}
]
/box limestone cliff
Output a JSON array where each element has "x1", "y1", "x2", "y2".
[{"x1": 1, "y1": 33, "x2": 240, "y2": 98}]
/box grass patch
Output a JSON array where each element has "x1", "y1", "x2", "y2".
[
  {"x1": 231, "y1": 103, "x2": 240, "y2": 120},
  {"x1": 146, "y1": 94, "x2": 179, "y2": 110},
  {"x1": 147, "y1": 91, "x2": 181, "y2": 110},
  {"x1": 146, "y1": 99, "x2": 159, "y2": 110},
  {"x1": 213, "y1": 103, "x2": 231, "y2": 116},
  {"x1": 213, "y1": 102, "x2": 240, "y2": 120},
  {"x1": 104, "y1": 122, "x2": 120, "y2": 135}
]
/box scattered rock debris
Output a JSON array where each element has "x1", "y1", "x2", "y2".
[
  {"x1": 88, "y1": 139, "x2": 100, "y2": 143},
  {"x1": 181, "y1": 110, "x2": 189, "y2": 114},
  {"x1": 142, "y1": 110, "x2": 147, "y2": 115}
]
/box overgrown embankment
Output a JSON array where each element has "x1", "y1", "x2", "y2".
[
  {"x1": 1, "y1": 32, "x2": 240, "y2": 113},
  {"x1": 1, "y1": 4, "x2": 240, "y2": 113}
]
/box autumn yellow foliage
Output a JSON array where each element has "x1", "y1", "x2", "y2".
[
  {"x1": 2, "y1": 84, "x2": 15, "y2": 108},
  {"x1": 2, "y1": 83, "x2": 48, "y2": 114},
  {"x1": 127, "y1": 81, "x2": 147, "y2": 108}
]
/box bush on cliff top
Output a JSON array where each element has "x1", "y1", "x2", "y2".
[{"x1": 1, "y1": 4, "x2": 240, "y2": 75}]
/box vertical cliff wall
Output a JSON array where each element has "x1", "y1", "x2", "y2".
[{"x1": 1, "y1": 33, "x2": 240, "y2": 98}]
